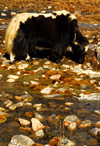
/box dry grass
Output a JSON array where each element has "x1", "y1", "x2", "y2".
[{"x1": 0, "y1": 0, "x2": 100, "y2": 14}]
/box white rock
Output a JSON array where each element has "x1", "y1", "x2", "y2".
[
  {"x1": 9, "y1": 102, "x2": 24, "y2": 111},
  {"x1": 59, "y1": 138, "x2": 76, "y2": 146},
  {"x1": 35, "y1": 129, "x2": 44, "y2": 137},
  {"x1": 8, "y1": 134, "x2": 34, "y2": 146},
  {"x1": 1, "y1": 13, "x2": 6, "y2": 16},
  {"x1": 23, "y1": 81, "x2": 30, "y2": 85},
  {"x1": 95, "y1": 110, "x2": 100, "y2": 115},
  {"x1": 43, "y1": 94, "x2": 62, "y2": 98},
  {"x1": 31, "y1": 118, "x2": 44, "y2": 132},
  {"x1": 6, "y1": 79, "x2": 15, "y2": 83},
  {"x1": 0, "y1": 74, "x2": 3, "y2": 78},
  {"x1": 7, "y1": 75, "x2": 19, "y2": 80},
  {"x1": 11, "y1": 12, "x2": 16, "y2": 16},
  {"x1": 62, "y1": 64, "x2": 70, "y2": 68},
  {"x1": 8, "y1": 66, "x2": 16, "y2": 70},
  {"x1": 90, "y1": 127, "x2": 100, "y2": 137},
  {"x1": 40, "y1": 86, "x2": 53, "y2": 94},
  {"x1": 18, "y1": 118, "x2": 30, "y2": 126},
  {"x1": 57, "y1": 88, "x2": 66, "y2": 92},
  {"x1": 43, "y1": 65, "x2": 50, "y2": 69},
  {"x1": 50, "y1": 74, "x2": 61, "y2": 80},
  {"x1": 30, "y1": 81, "x2": 39, "y2": 85},
  {"x1": 18, "y1": 63, "x2": 29, "y2": 70},
  {"x1": 68, "y1": 122, "x2": 77, "y2": 131},
  {"x1": 77, "y1": 93, "x2": 100, "y2": 100},
  {"x1": 64, "y1": 115, "x2": 81, "y2": 126}
]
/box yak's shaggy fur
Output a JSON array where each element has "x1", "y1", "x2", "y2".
[{"x1": 5, "y1": 10, "x2": 89, "y2": 64}]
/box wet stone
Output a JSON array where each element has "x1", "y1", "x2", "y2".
[
  {"x1": 8, "y1": 134, "x2": 35, "y2": 146},
  {"x1": 90, "y1": 127, "x2": 100, "y2": 138},
  {"x1": 79, "y1": 120, "x2": 92, "y2": 128},
  {"x1": 64, "y1": 115, "x2": 81, "y2": 127},
  {"x1": 59, "y1": 137, "x2": 76, "y2": 146},
  {"x1": 31, "y1": 118, "x2": 44, "y2": 132},
  {"x1": 35, "y1": 129, "x2": 44, "y2": 137},
  {"x1": 43, "y1": 94, "x2": 62, "y2": 98},
  {"x1": 18, "y1": 118, "x2": 31, "y2": 126}
]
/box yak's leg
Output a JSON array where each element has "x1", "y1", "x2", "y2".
[
  {"x1": 49, "y1": 41, "x2": 67, "y2": 63},
  {"x1": 9, "y1": 52, "x2": 15, "y2": 64}
]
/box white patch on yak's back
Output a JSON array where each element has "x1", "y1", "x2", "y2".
[
  {"x1": 52, "y1": 10, "x2": 70, "y2": 16},
  {"x1": 69, "y1": 13, "x2": 77, "y2": 20}
]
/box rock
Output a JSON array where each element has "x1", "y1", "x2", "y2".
[
  {"x1": 23, "y1": 81, "x2": 30, "y2": 85},
  {"x1": 64, "y1": 115, "x2": 81, "y2": 127},
  {"x1": 43, "y1": 65, "x2": 50, "y2": 69},
  {"x1": 18, "y1": 118, "x2": 31, "y2": 126},
  {"x1": 4, "y1": 100, "x2": 13, "y2": 107},
  {"x1": 8, "y1": 134, "x2": 35, "y2": 146},
  {"x1": 43, "y1": 94, "x2": 62, "y2": 98},
  {"x1": 77, "y1": 93, "x2": 100, "y2": 100},
  {"x1": 7, "y1": 75, "x2": 19, "y2": 80},
  {"x1": 34, "y1": 113, "x2": 44, "y2": 120},
  {"x1": 33, "y1": 104, "x2": 42, "y2": 108},
  {"x1": 31, "y1": 118, "x2": 44, "y2": 132},
  {"x1": 0, "y1": 74, "x2": 2, "y2": 79},
  {"x1": 95, "y1": 121, "x2": 100, "y2": 127},
  {"x1": 57, "y1": 88, "x2": 66, "y2": 93},
  {"x1": 6, "y1": 78, "x2": 15, "y2": 83},
  {"x1": 79, "y1": 120, "x2": 92, "y2": 128},
  {"x1": 1, "y1": 13, "x2": 6, "y2": 16},
  {"x1": 35, "y1": 129, "x2": 44, "y2": 137},
  {"x1": 81, "y1": 84, "x2": 86, "y2": 89},
  {"x1": 18, "y1": 63, "x2": 29, "y2": 70},
  {"x1": 59, "y1": 137, "x2": 76, "y2": 146},
  {"x1": 49, "y1": 74, "x2": 61, "y2": 80},
  {"x1": 11, "y1": 12, "x2": 16, "y2": 16},
  {"x1": 65, "y1": 102, "x2": 73, "y2": 106},
  {"x1": 9, "y1": 102, "x2": 24, "y2": 111},
  {"x1": 68, "y1": 122, "x2": 77, "y2": 131},
  {"x1": 89, "y1": 127, "x2": 100, "y2": 138},
  {"x1": 94, "y1": 110, "x2": 100, "y2": 115},
  {"x1": 0, "y1": 107, "x2": 5, "y2": 112},
  {"x1": 40, "y1": 86, "x2": 53, "y2": 94},
  {"x1": 30, "y1": 81, "x2": 39, "y2": 85}
]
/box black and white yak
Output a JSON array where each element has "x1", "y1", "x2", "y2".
[{"x1": 5, "y1": 10, "x2": 89, "y2": 64}]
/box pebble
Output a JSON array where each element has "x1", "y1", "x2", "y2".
[
  {"x1": 40, "y1": 86, "x2": 53, "y2": 94},
  {"x1": 31, "y1": 118, "x2": 44, "y2": 132},
  {"x1": 8, "y1": 134, "x2": 35, "y2": 146},
  {"x1": 68, "y1": 122, "x2": 77, "y2": 131},
  {"x1": 59, "y1": 137, "x2": 76, "y2": 146},
  {"x1": 7, "y1": 75, "x2": 19, "y2": 80},
  {"x1": 65, "y1": 102, "x2": 73, "y2": 106},
  {"x1": 49, "y1": 74, "x2": 61, "y2": 80},
  {"x1": 30, "y1": 81, "x2": 39, "y2": 85},
  {"x1": 35, "y1": 129, "x2": 44, "y2": 137},
  {"x1": 90, "y1": 127, "x2": 100, "y2": 138},
  {"x1": 6, "y1": 78, "x2": 15, "y2": 82},
  {"x1": 57, "y1": 87, "x2": 66, "y2": 92},
  {"x1": 18, "y1": 63, "x2": 29, "y2": 70},
  {"x1": 43, "y1": 93, "x2": 62, "y2": 98},
  {"x1": 94, "y1": 110, "x2": 100, "y2": 115},
  {"x1": 64, "y1": 115, "x2": 81, "y2": 127},
  {"x1": 18, "y1": 118, "x2": 30, "y2": 126},
  {"x1": 78, "y1": 93, "x2": 100, "y2": 100},
  {"x1": 9, "y1": 102, "x2": 24, "y2": 111},
  {"x1": 95, "y1": 121, "x2": 100, "y2": 127},
  {"x1": 1, "y1": 13, "x2": 6, "y2": 16},
  {"x1": 79, "y1": 120, "x2": 92, "y2": 128}
]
